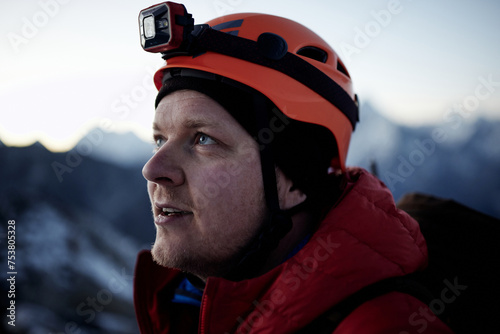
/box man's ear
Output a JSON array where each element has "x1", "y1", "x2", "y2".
[{"x1": 276, "y1": 168, "x2": 307, "y2": 210}]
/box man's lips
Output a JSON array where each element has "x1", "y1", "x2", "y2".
[{"x1": 154, "y1": 203, "x2": 193, "y2": 225}]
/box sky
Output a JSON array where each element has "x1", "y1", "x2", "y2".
[{"x1": 1, "y1": 0, "x2": 499, "y2": 151}]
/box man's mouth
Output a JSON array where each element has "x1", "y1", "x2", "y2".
[{"x1": 161, "y1": 207, "x2": 192, "y2": 217}]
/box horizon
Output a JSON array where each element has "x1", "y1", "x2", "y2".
[{"x1": 2, "y1": 100, "x2": 497, "y2": 154}]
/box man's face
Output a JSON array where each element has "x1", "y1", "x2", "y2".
[{"x1": 143, "y1": 89, "x2": 267, "y2": 279}]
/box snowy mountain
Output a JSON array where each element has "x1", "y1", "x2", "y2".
[
  {"x1": 0, "y1": 142, "x2": 153, "y2": 333},
  {"x1": 347, "y1": 103, "x2": 500, "y2": 218},
  {"x1": 80, "y1": 129, "x2": 153, "y2": 167}
]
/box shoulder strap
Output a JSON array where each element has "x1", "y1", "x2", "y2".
[{"x1": 297, "y1": 275, "x2": 433, "y2": 333}]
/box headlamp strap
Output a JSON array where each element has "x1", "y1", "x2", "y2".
[
  {"x1": 174, "y1": 13, "x2": 193, "y2": 26},
  {"x1": 176, "y1": 27, "x2": 359, "y2": 129}
]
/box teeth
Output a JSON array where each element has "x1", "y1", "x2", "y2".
[
  {"x1": 161, "y1": 207, "x2": 190, "y2": 216},
  {"x1": 162, "y1": 208, "x2": 182, "y2": 213}
]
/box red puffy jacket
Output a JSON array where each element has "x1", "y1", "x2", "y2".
[{"x1": 134, "y1": 168, "x2": 454, "y2": 333}]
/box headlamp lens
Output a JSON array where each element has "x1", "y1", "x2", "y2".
[
  {"x1": 143, "y1": 16, "x2": 156, "y2": 39},
  {"x1": 157, "y1": 18, "x2": 169, "y2": 30}
]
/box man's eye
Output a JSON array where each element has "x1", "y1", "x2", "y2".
[
  {"x1": 197, "y1": 133, "x2": 217, "y2": 145},
  {"x1": 155, "y1": 137, "x2": 165, "y2": 148}
]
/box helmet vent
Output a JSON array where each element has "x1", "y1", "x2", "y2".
[
  {"x1": 336, "y1": 60, "x2": 350, "y2": 78},
  {"x1": 297, "y1": 46, "x2": 328, "y2": 63}
]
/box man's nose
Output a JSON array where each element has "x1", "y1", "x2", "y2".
[{"x1": 142, "y1": 143, "x2": 185, "y2": 186}]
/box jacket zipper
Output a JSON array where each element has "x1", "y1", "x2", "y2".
[{"x1": 199, "y1": 292, "x2": 209, "y2": 334}]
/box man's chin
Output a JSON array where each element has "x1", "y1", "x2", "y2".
[
  {"x1": 151, "y1": 243, "x2": 171, "y2": 268},
  {"x1": 151, "y1": 232, "x2": 182, "y2": 267},
  {"x1": 151, "y1": 242, "x2": 232, "y2": 280},
  {"x1": 151, "y1": 239, "x2": 182, "y2": 269}
]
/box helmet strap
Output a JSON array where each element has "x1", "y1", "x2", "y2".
[{"x1": 224, "y1": 94, "x2": 293, "y2": 281}]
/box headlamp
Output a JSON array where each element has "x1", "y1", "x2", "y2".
[{"x1": 138, "y1": 2, "x2": 194, "y2": 53}]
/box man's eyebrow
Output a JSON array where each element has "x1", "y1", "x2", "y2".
[
  {"x1": 152, "y1": 119, "x2": 218, "y2": 132},
  {"x1": 183, "y1": 118, "x2": 218, "y2": 129}
]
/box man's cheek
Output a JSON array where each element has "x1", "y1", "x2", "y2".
[
  {"x1": 190, "y1": 166, "x2": 233, "y2": 205},
  {"x1": 190, "y1": 179, "x2": 217, "y2": 211}
]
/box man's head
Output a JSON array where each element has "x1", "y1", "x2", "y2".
[
  {"x1": 139, "y1": 4, "x2": 358, "y2": 280},
  {"x1": 143, "y1": 89, "x2": 306, "y2": 279}
]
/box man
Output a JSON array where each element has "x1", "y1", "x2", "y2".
[{"x1": 134, "y1": 3, "x2": 454, "y2": 333}]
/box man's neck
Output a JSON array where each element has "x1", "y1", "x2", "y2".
[
  {"x1": 257, "y1": 210, "x2": 316, "y2": 276},
  {"x1": 194, "y1": 211, "x2": 317, "y2": 283}
]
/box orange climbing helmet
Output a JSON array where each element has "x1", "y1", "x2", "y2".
[
  {"x1": 139, "y1": 2, "x2": 358, "y2": 171},
  {"x1": 139, "y1": 1, "x2": 360, "y2": 281}
]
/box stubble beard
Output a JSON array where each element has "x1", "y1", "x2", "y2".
[
  {"x1": 149, "y1": 184, "x2": 268, "y2": 280},
  {"x1": 150, "y1": 225, "x2": 257, "y2": 280}
]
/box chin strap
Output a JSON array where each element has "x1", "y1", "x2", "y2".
[{"x1": 224, "y1": 94, "x2": 293, "y2": 281}]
